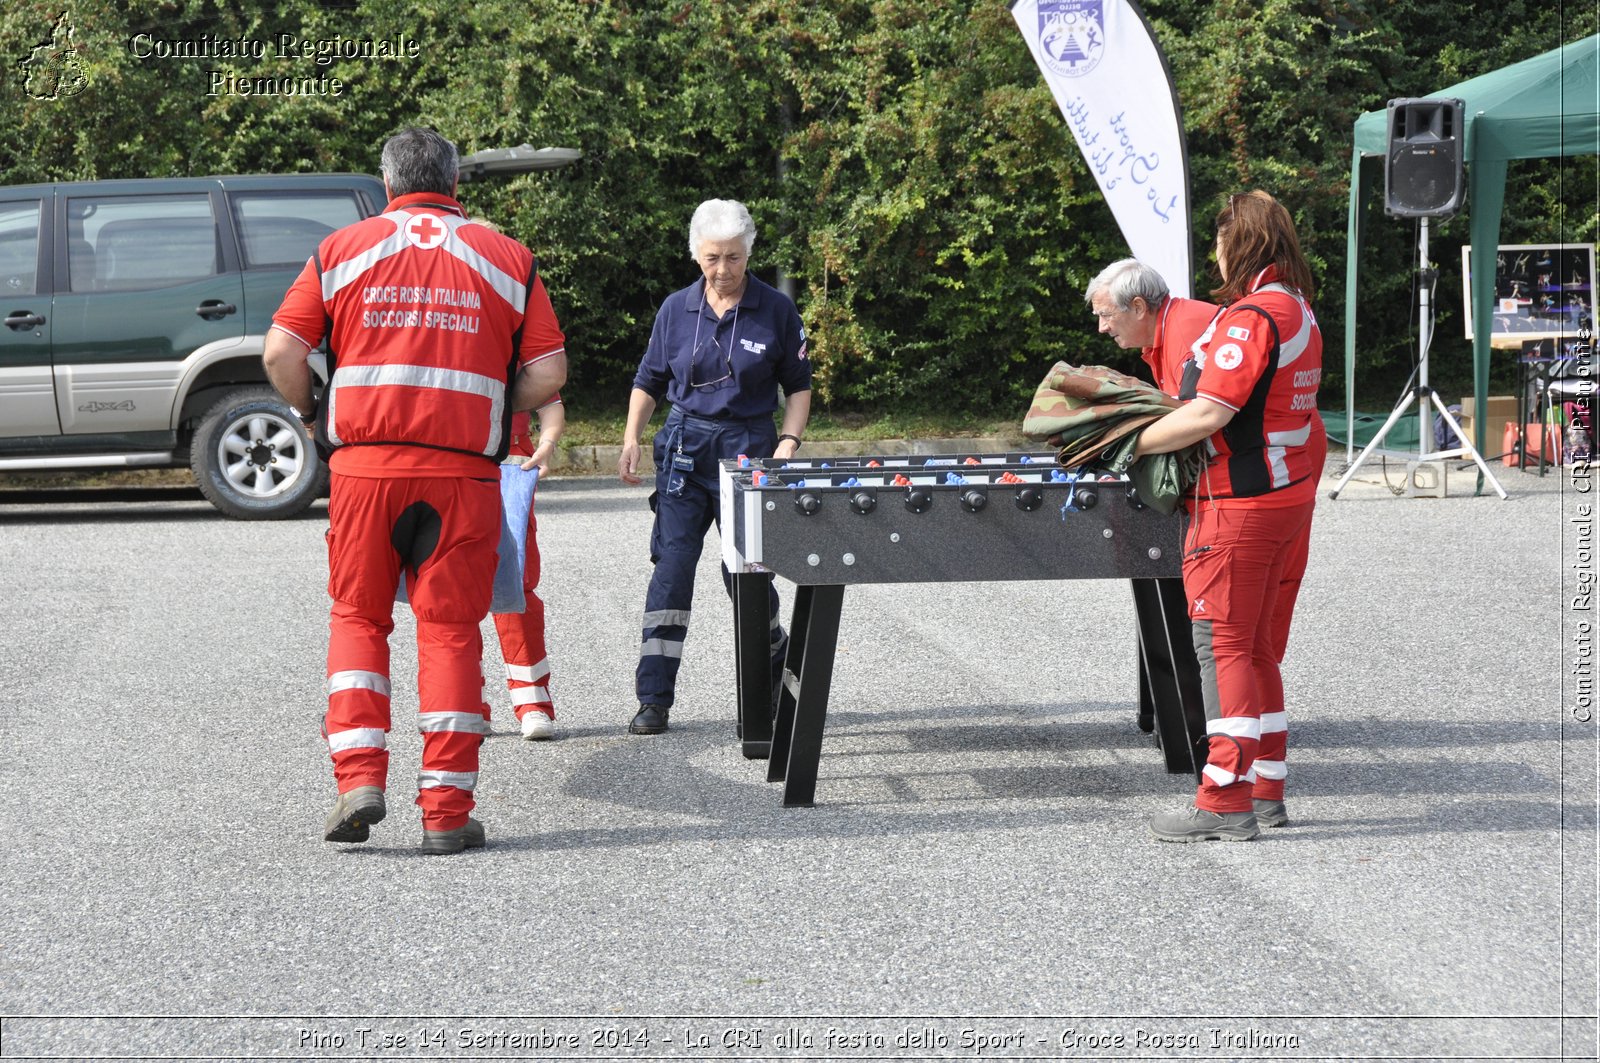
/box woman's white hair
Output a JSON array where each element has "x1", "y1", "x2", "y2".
[{"x1": 688, "y1": 199, "x2": 756, "y2": 258}]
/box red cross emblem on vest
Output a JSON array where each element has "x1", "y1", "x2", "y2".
[{"x1": 404, "y1": 214, "x2": 447, "y2": 249}]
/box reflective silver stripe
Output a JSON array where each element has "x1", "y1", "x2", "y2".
[
  {"x1": 1253, "y1": 759, "x2": 1288, "y2": 780},
  {"x1": 769, "y1": 614, "x2": 782, "y2": 631},
  {"x1": 1202, "y1": 763, "x2": 1258, "y2": 788},
  {"x1": 321, "y1": 213, "x2": 411, "y2": 299},
  {"x1": 1259, "y1": 711, "x2": 1288, "y2": 734},
  {"x1": 642, "y1": 609, "x2": 691, "y2": 629},
  {"x1": 1207, "y1": 717, "x2": 1261, "y2": 741},
  {"x1": 1254, "y1": 282, "x2": 1314, "y2": 369},
  {"x1": 1276, "y1": 311, "x2": 1314, "y2": 367},
  {"x1": 328, "y1": 670, "x2": 391, "y2": 698},
  {"x1": 510, "y1": 686, "x2": 553, "y2": 707},
  {"x1": 1190, "y1": 314, "x2": 1219, "y2": 364},
  {"x1": 327, "y1": 727, "x2": 387, "y2": 753},
  {"x1": 640, "y1": 638, "x2": 685, "y2": 660},
  {"x1": 418, "y1": 711, "x2": 489, "y2": 734},
  {"x1": 327, "y1": 363, "x2": 505, "y2": 453},
  {"x1": 1265, "y1": 422, "x2": 1312, "y2": 487},
  {"x1": 443, "y1": 222, "x2": 527, "y2": 309},
  {"x1": 417, "y1": 770, "x2": 477, "y2": 791},
  {"x1": 322, "y1": 211, "x2": 529, "y2": 312},
  {"x1": 1266, "y1": 444, "x2": 1290, "y2": 488},
  {"x1": 1267, "y1": 422, "x2": 1312, "y2": 447},
  {"x1": 332, "y1": 363, "x2": 504, "y2": 402},
  {"x1": 505, "y1": 660, "x2": 550, "y2": 683}
]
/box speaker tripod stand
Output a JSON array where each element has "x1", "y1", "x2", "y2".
[{"x1": 1331, "y1": 217, "x2": 1507, "y2": 500}]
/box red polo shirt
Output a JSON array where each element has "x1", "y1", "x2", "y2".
[{"x1": 1141, "y1": 295, "x2": 1220, "y2": 396}]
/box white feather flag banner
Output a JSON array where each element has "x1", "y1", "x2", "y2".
[{"x1": 1011, "y1": 0, "x2": 1193, "y2": 297}]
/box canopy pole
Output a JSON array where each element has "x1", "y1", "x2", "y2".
[{"x1": 1343, "y1": 144, "x2": 1365, "y2": 464}]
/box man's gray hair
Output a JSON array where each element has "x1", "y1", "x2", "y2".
[
  {"x1": 380, "y1": 127, "x2": 459, "y2": 198},
  {"x1": 1085, "y1": 258, "x2": 1170, "y2": 310},
  {"x1": 688, "y1": 199, "x2": 756, "y2": 258}
]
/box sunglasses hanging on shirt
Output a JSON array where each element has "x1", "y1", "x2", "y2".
[{"x1": 689, "y1": 302, "x2": 739, "y2": 389}]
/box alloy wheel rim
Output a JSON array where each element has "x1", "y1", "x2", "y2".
[{"x1": 218, "y1": 411, "x2": 304, "y2": 499}]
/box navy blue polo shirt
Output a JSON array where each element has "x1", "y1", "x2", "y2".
[{"x1": 632, "y1": 273, "x2": 812, "y2": 418}]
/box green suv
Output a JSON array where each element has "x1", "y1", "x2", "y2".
[{"x1": 0, "y1": 174, "x2": 386, "y2": 518}]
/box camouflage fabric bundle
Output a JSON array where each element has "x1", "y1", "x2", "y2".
[{"x1": 1021, "y1": 361, "x2": 1207, "y2": 514}]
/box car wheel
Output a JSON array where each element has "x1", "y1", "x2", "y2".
[{"x1": 190, "y1": 386, "x2": 327, "y2": 520}]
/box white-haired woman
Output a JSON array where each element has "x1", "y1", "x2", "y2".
[{"x1": 619, "y1": 199, "x2": 812, "y2": 735}]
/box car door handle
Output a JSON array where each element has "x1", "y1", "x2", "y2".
[
  {"x1": 196, "y1": 300, "x2": 237, "y2": 320},
  {"x1": 5, "y1": 310, "x2": 45, "y2": 330}
]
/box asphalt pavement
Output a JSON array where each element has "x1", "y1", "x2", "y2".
[{"x1": 0, "y1": 450, "x2": 1594, "y2": 1062}]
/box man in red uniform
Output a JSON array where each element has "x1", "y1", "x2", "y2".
[
  {"x1": 263, "y1": 127, "x2": 567, "y2": 854},
  {"x1": 1084, "y1": 258, "x2": 1218, "y2": 396}
]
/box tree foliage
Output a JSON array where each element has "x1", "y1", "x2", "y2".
[{"x1": 3, "y1": 0, "x2": 1594, "y2": 410}]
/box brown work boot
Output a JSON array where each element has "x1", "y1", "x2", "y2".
[{"x1": 323, "y1": 785, "x2": 386, "y2": 843}]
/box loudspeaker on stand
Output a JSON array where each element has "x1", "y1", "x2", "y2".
[{"x1": 1385, "y1": 97, "x2": 1465, "y2": 218}]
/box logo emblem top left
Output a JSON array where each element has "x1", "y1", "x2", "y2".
[{"x1": 24, "y1": 12, "x2": 89, "y2": 100}]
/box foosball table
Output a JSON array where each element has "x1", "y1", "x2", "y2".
[{"x1": 720, "y1": 450, "x2": 1208, "y2": 806}]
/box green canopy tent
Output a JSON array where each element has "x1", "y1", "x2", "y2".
[{"x1": 1343, "y1": 33, "x2": 1599, "y2": 463}]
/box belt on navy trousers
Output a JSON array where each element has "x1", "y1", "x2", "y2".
[{"x1": 674, "y1": 411, "x2": 772, "y2": 429}]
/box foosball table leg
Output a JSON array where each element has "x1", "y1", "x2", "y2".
[
  {"x1": 1131, "y1": 577, "x2": 1207, "y2": 779},
  {"x1": 1137, "y1": 656, "x2": 1156, "y2": 734},
  {"x1": 767, "y1": 584, "x2": 814, "y2": 784},
  {"x1": 768, "y1": 583, "x2": 846, "y2": 807},
  {"x1": 733, "y1": 572, "x2": 774, "y2": 759}
]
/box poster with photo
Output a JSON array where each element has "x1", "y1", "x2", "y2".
[{"x1": 1461, "y1": 241, "x2": 1595, "y2": 343}]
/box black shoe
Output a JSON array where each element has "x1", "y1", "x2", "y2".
[
  {"x1": 419, "y1": 817, "x2": 486, "y2": 855},
  {"x1": 629, "y1": 703, "x2": 669, "y2": 735},
  {"x1": 1253, "y1": 798, "x2": 1290, "y2": 828}
]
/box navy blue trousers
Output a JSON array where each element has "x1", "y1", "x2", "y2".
[{"x1": 636, "y1": 411, "x2": 786, "y2": 708}]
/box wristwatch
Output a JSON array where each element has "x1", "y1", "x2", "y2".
[
  {"x1": 777, "y1": 433, "x2": 802, "y2": 450},
  {"x1": 290, "y1": 401, "x2": 318, "y2": 428}
]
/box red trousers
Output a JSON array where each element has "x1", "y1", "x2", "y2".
[
  {"x1": 491, "y1": 505, "x2": 555, "y2": 721},
  {"x1": 323, "y1": 472, "x2": 499, "y2": 831},
  {"x1": 1182, "y1": 497, "x2": 1314, "y2": 813}
]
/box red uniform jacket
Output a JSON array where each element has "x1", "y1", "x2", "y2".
[{"x1": 272, "y1": 192, "x2": 565, "y2": 477}]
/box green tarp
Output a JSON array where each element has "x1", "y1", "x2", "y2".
[{"x1": 1324, "y1": 409, "x2": 1420, "y2": 451}]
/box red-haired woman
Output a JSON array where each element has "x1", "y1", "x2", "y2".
[{"x1": 1134, "y1": 190, "x2": 1328, "y2": 841}]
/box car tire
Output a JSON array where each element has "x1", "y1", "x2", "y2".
[{"x1": 190, "y1": 386, "x2": 327, "y2": 520}]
